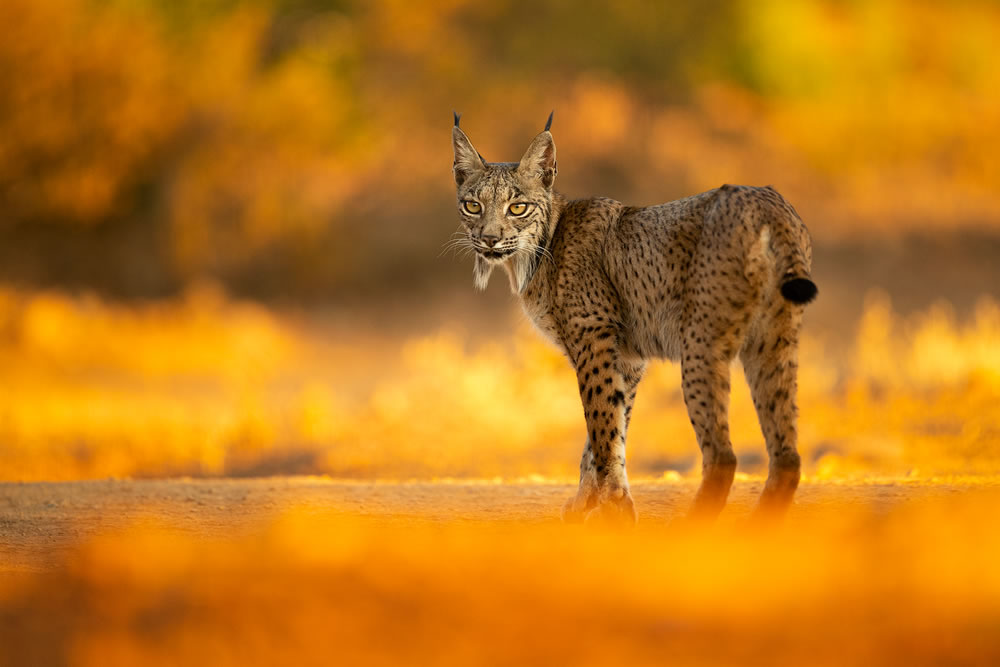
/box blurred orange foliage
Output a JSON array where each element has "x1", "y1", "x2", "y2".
[
  {"x1": 0, "y1": 0, "x2": 998, "y2": 295},
  {"x1": 1, "y1": 285, "x2": 998, "y2": 482}
]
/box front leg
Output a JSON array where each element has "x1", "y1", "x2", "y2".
[
  {"x1": 563, "y1": 360, "x2": 644, "y2": 523},
  {"x1": 561, "y1": 437, "x2": 599, "y2": 522},
  {"x1": 562, "y1": 332, "x2": 641, "y2": 526}
]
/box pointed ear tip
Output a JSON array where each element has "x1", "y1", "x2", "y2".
[{"x1": 453, "y1": 110, "x2": 461, "y2": 127}]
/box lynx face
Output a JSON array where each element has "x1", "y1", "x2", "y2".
[
  {"x1": 456, "y1": 166, "x2": 549, "y2": 263},
  {"x1": 452, "y1": 116, "x2": 557, "y2": 291}
]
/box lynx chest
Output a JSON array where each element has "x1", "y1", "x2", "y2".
[{"x1": 518, "y1": 284, "x2": 563, "y2": 350}]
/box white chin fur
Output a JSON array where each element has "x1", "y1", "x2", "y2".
[
  {"x1": 473, "y1": 245, "x2": 535, "y2": 294},
  {"x1": 473, "y1": 255, "x2": 494, "y2": 291}
]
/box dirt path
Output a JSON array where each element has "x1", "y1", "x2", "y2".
[
  {"x1": 0, "y1": 476, "x2": 984, "y2": 572},
  {"x1": 3, "y1": 476, "x2": 1000, "y2": 666}
]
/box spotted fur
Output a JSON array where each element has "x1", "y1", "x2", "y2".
[{"x1": 451, "y1": 116, "x2": 817, "y2": 525}]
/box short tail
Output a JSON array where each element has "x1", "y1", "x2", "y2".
[
  {"x1": 762, "y1": 187, "x2": 818, "y2": 305},
  {"x1": 780, "y1": 277, "x2": 817, "y2": 304}
]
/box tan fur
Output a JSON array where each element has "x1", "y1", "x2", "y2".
[{"x1": 451, "y1": 118, "x2": 816, "y2": 524}]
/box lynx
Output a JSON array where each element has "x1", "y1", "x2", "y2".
[{"x1": 450, "y1": 113, "x2": 817, "y2": 524}]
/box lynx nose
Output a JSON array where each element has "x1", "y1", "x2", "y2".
[{"x1": 479, "y1": 233, "x2": 500, "y2": 248}]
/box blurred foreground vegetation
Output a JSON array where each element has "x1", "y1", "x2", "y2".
[{"x1": 3, "y1": 482, "x2": 1000, "y2": 666}]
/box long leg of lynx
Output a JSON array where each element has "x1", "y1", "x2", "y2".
[
  {"x1": 563, "y1": 361, "x2": 644, "y2": 523},
  {"x1": 681, "y1": 193, "x2": 768, "y2": 520},
  {"x1": 562, "y1": 344, "x2": 645, "y2": 523},
  {"x1": 681, "y1": 341, "x2": 739, "y2": 520},
  {"x1": 740, "y1": 300, "x2": 803, "y2": 518}
]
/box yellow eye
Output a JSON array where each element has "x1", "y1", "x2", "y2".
[
  {"x1": 508, "y1": 203, "x2": 528, "y2": 216},
  {"x1": 463, "y1": 201, "x2": 482, "y2": 215}
]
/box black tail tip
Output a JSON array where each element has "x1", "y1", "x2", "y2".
[{"x1": 781, "y1": 277, "x2": 818, "y2": 304}]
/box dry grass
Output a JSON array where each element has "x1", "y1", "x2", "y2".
[{"x1": 1, "y1": 284, "x2": 999, "y2": 482}]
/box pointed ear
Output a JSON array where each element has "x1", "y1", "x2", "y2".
[
  {"x1": 517, "y1": 131, "x2": 557, "y2": 189},
  {"x1": 453, "y1": 126, "x2": 485, "y2": 187}
]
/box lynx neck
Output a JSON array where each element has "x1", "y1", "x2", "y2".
[{"x1": 506, "y1": 191, "x2": 566, "y2": 344}]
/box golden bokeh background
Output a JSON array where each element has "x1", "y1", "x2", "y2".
[
  {"x1": 2, "y1": 3, "x2": 1000, "y2": 664},
  {"x1": 0, "y1": 0, "x2": 998, "y2": 481}
]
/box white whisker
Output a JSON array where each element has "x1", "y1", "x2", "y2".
[{"x1": 439, "y1": 232, "x2": 477, "y2": 259}]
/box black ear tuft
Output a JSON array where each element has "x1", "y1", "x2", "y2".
[
  {"x1": 544, "y1": 110, "x2": 554, "y2": 132},
  {"x1": 780, "y1": 278, "x2": 818, "y2": 304},
  {"x1": 454, "y1": 111, "x2": 461, "y2": 127}
]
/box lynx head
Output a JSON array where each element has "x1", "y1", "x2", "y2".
[{"x1": 452, "y1": 112, "x2": 557, "y2": 292}]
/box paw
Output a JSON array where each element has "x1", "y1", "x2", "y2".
[
  {"x1": 742, "y1": 497, "x2": 795, "y2": 531},
  {"x1": 561, "y1": 488, "x2": 598, "y2": 523},
  {"x1": 583, "y1": 488, "x2": 637, "y2": 528}
]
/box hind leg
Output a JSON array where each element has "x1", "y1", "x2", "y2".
[
  {"x1": 740, "y1": 301, "x2": 804, "y2": 518},
  {"x1": 678, "y1": 191, "x2": 775, "y2": 521},
  {"x1": 680, "y1": 267, "x2": 765, "y2": 519},
  {"x1": 682, "y1": 342, "x2": 739, "y2": 520},
  {"x1": 681, "y1": 298, "x2": 758, "y2": 520}
]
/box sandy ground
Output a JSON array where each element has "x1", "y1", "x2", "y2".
[
  {"x1": 2, "y1": 477, "x2": 1000, "y2": 666},
  {"x1": 0, "y1": 476, "x2": 984, "y2": 572}
]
